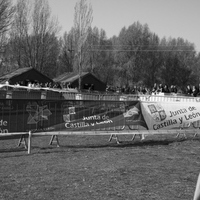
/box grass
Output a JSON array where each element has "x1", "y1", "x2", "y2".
[{"x1": 0, "y1": 133, "x2": 200, "y2": 200}]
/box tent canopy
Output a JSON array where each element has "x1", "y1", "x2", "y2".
[
  {"x1": 0, "y1": 67, "x2": 53, "y2": 85},
  {"x1": 54, "y1": 72, "x2": 106, "y2": 91}
]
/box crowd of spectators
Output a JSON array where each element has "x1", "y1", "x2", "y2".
[
  {"x1": 106, "y1": 83, "x2": 200, "y2": 97},
  {"x1": 151, "y1": 83, "x2": 178, "y2": 94},
  {"x1": 106, "y1": 83, "x2": 177, "y2": 95},
  {"x1": 152, "y1": 83, "x2": 200, "y2": 97},
  {"x1": 3, "y1": 80, "x2": 70, "y2": 90},
  {"x1": 2, "y1": 80, "x2": 200, "y2": 97},
  {"x1": 185, "y1": 85, "x2": 200, "y2": 97},
  {"x1": 16, "y1": 81, "x2": 63, "y2": 89}
]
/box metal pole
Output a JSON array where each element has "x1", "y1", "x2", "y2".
[
  {"x1": 78, "y1": 50, "x2": 82, "y2": 91},
  {"x1": 28, "y1": 131, "x2": 32, "y2": 154}
]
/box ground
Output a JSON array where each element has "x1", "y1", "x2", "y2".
[{"x1": 0, "y1": 133, "x2": 200, "y2": 200}]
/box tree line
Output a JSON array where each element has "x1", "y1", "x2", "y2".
[{"x1": 0, "y1": 0, "x2": 199, "y2": 92}]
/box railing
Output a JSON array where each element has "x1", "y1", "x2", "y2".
[
  {"x1": 0, "y1": 84, "x2": 200, "y2": 102},
  {"x1": 3, "y1": 91, "x2": 200, "y2": 102},
  {"x1": 139, "y1": 93, "x2": 200, "y2": 102}
]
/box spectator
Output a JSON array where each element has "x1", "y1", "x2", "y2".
[
  {"x1": 163, "y1": 84, "x2": 170, "y2": 93},
  {"x1": 151, "y1": 83, "x2": 157, "y2": 94},
  {"x1": 56, "y1": 82, "x2": 62, "y2": 89},
  {"x1": 186, "y1": 85, "x2": 192, "y2": 95},
  {"x1": 131, "y1": 86, "x2": 137, "y2": 94},
  {"x1": 15, "y1": 82, "x2": 20, "y2": 86},
  {"x1": 170, "y1": 85, "x2": 178, "y2": 93},
  {"x1": 173, "y1": 85, "x2": 178, "y2": 93},
  {"x1": 157, "y1": 84, "x2": 164, "y2": 93},
  {"x1": 28, "y1": 82, "x2": 32, "y2": 87},
  {"x1": 141, "y1": 86, "x2": 148, "y2": 94},
  {"x1": 192, "y1": 85, "x2": 199, "y2": 97},
  {"x1": 170, "y1": 85, "x2": 174, "y2": 93}
]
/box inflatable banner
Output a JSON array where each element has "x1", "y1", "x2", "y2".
[{"x1": 141, "y1": 101, "x2": 200, "y2": 130}]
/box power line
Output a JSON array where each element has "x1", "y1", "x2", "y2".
[
  {"x1": 89, "y1": 44, "x2": 198, "y2": 52},
  {"x1": 89, "y1": 49, "x2": 197, "y2": 52},
  {"x1": 91, "y1": 44, "x2": 195, "y2": 47}
]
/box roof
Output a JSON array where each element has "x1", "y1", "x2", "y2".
[
  {"x1": 0, "y1": 68, "x2": 32, "y2": 82},
  {"x1": 54, "y1": 72, "x2": 89, "y2": 83},
  {"x1": 0, "y1": 67, "x2": 53, "y2": 84}
]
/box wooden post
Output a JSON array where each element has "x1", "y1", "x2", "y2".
[
  {"x1": 28, "y1": 131, "x2": 32, "y2": 154},
  {"x1": 194, "y1": 173, "x2": 200, "y2": 200}
]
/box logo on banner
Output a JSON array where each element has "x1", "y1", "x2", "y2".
[
  {"x1": 147, "y1": 103, "x2": 166, "y2": 122},
  {"x1": 63, "y1": 107, "x2": 76, "y2": 122},
  {"x1": 26, "y1": 102, "x2": 52, "y2": 124}
]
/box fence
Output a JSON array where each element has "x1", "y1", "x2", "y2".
[{"x1": 1, "y1": 87, "x2": 200, "y2": 154}]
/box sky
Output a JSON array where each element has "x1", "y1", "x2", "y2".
[{"x1": 47, "y1": 0, "x2": 200, "y2": 52}]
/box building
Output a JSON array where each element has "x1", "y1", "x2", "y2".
[
  {"x1": 54, "y1": 72, "x2": 106, "y2": 92},
  {"x1": 0, "y1": 67, "x2": 53, "y2": 86}
]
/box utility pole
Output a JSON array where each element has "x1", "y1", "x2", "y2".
[{"x1": 78, "y1": 49, "x2": 82, "y2": 91}]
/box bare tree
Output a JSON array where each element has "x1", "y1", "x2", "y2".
[
  {"x1": 59, "y1": 30, "x2": 75, "y2": 73},
  {"x1": 32, "y1": 0, "x2": 59, "y2": 72},
  {"x1": 0, "y1": 0, "x2": 15, "y2": 73},
  {"x1": 73, "y1": 0, "x2": 93, "y2": 89},
  {"x1": 8, "y1": 0, "x2": 60, "y2": 77},
  {"x1": 0, "y1": 0, "x2": 15, "y2": 45},
  {"x1": 9, "y1": 0, "x2": 30, "y2": 68}
]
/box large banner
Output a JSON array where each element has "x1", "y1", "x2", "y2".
[
  {"x1": 0, "y1": 99, "x2": 147, "y2": 134},
  {"x1": 52, "y1": 100, "x2": 147, "y2": 131},
  {"x1": 141, "y1": 101, "x2": 200, "y2": 130},
  {"x1": 1, "y1": 99, "x2": 200, "y2": 135}
]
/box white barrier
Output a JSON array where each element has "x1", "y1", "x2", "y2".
[
  {"x1": 1, "y1": 125, "x2": 200, "y2": 154},
  {"x1": 194, "y1": 173, "x2": 200, "y2": 200},
  {"x1": 24, "y1": 128, "x2": 200, "y2": 154},
  {"x1": 139, "y1": 94, "x2": 199, "y2": 102},
  {"x1": 30, "y1": 129, "x2": 198, "y2": 136}
]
